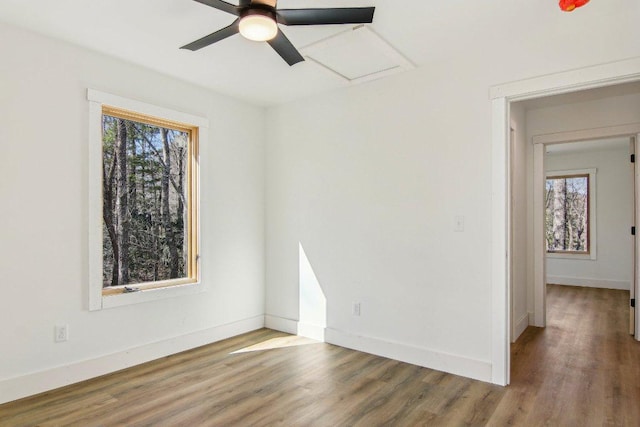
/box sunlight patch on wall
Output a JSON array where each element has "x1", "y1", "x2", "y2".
[{"x1": 298, "y1": 242, "x2": 327, "y2": 341}]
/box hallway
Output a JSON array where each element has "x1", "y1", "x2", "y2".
[{"x1": 491, "y1": 284, "x2": 640, "y2": 425}]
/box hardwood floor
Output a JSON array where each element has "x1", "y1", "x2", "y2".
[
  {"x1": 1, "y1": 284, "x2": 639, "y2": 426},
  {"x1": 490, "y1": 284, "x2": 640, "y2": 427}
]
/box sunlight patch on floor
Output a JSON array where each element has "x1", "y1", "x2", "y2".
[{"x1": 230, "y1": 335, "x2": 320, "y2": 354}]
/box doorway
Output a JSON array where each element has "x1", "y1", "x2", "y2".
[
  {"x1": 529, "y1": 133, "x2": 639, "y2": 334},
  {"x1": 490, "y1": 58, "x2": 640, "y2": 386}
]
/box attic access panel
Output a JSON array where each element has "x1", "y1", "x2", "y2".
[{"x1": 300, "y1": 25, "x2": 414, "y2": 84}]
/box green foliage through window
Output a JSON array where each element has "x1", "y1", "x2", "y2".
[{"x1": 102, "y1": 113, "x2": 190, "y2": 287}]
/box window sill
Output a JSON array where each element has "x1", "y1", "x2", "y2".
[
  {"x1": 100, "y1": 281, "x2": 203, "y2": 310},
  {"x1": 546, "y1": 252, "x2": 596, "y2": 261}
]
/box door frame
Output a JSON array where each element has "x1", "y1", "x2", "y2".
[
  {"x1": 489, "y1": 57, "x2": 640, "y2": 386},
  {"x1": 531, "y1": 126, "x2": 640, "y2": 330},
  {"x1": 631, "y1": 136, "x2": 637, "y2": 336}
]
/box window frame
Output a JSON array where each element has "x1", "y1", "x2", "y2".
[
  {"x1": 544, "y1": 168, "x2": 597, "y2": 261},
  {"x1": 88, "y1": 89, "x2": 208, "y2": 311}
]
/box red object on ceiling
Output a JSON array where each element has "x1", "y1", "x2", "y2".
[{"x1": 559, "y1": 0, "x2": 590, "y2": 12}]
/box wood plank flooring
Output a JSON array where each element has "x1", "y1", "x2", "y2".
[
  {"x1": 1, "y1": 284, "x2": 639, "y2": 426},
  {"x1": 490, "y1": 284, "x2": 640, "y2": 427}
]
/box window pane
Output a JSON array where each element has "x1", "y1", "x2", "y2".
[
  {"x1": 545, "y1": 175, "x2": 589, "y2": 252},
  {"x1": 102, "y1": 115, "x2": 189, "y2": 287}
]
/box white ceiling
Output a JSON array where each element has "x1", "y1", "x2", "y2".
[{"x1": 0, "y1": 0, "x2": 626, "y2": 106}]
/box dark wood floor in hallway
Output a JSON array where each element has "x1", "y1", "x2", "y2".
[{"x1": 1, "y1": 284, "x2": 639, "y2": 426}]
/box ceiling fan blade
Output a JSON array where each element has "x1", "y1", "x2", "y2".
[
  {"x1": 276, "y1": 7, "x2": 375, "y2": 26},
  {"x1": 267, "y1": 30, "x2": 304, "y2": 66},
  {"x1": 192, "y1": 0, "x2": 242, "y2": 16},
  {"x1": 180, "y1": 19, "x2": 240, "y2": 51}
]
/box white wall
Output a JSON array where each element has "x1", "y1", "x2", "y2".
[
  {"x1": 545, "y1": 146, "x2": 632, "y2": 290},
  {"x1": 266, "y1": 67, "x2": 495, "y2": 380},
  {"x1": 265, "y1": 2, "x2": 639, "y2": 381},
  {"x1": 510, "y1": 104, "x2": 529, "y2": 341},
  {"x1": 0, "y1": 23, "x2": 265, "y2": 403}
]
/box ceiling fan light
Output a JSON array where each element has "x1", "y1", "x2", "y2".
[{"x1": 239, "y1": 12, "x2": 278, "y2": 42}]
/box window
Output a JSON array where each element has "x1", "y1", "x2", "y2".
[
  {"x1": 88, "y1": 90, "x2": 208, "y2": 310},
  {"x1": 101, "y1": 107, "x2": 198, "y2": 293},
  {"x1": 545, "y1": 169, "x2": 596, "y2": 258}
]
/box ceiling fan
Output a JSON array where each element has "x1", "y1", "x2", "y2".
[{"x1": 181, "y1": 0, "x2": 375, "y2": 66}]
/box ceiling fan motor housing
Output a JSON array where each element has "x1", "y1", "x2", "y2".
[{"x1": 241, "y1": 6, "x2": 277, "y2": 21}]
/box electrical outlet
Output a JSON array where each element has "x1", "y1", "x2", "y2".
[
  {"x1": 55, "y1": 325, "x2": 68, "y2": 342},
  {"x1": 353, "y1": 302, "x2": 361, "y2": 317}
]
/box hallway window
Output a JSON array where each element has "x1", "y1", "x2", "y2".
[{"x1": 545, "y1": 174, "x2": 590, "y2": 253}]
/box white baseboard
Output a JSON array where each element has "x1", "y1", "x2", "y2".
[
  {"x1": 264, "y1": 315, "x2": 326, "y2": 341},
  {"x1": 264, "y1": 314, "x2": 298, "y2": 334},
  {"x1": 512, "y1": 312, "x2": 529, "y2": 342},
  {"x1": 264, "y1": 315, "x2": 491, "y2": 382},
  {"x1": 0, "y1": 315, "x2": 264, "y2": 405},
  {"x1": 547, "y1": 275, "x2": 630, "y2": 290},
  {"x1": 325, "y1": 327, "x2": 492, "y2": 383},
  {"x1": 3, "y1": 314, "x2": 494, "y2": 404}
]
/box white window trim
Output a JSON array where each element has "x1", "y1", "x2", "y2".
[
  {"x1": 545, "y1": 168, "x2": 597, "y2": 261},
  {"x1": 87, "y1": 89, "x2": 209, "y2": 311}
]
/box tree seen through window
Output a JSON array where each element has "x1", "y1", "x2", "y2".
[
  {"x1": 545, "y1": 174, "x2": 589, "y2": 253},
  {"x1": 102, "y1": 113, "x2": 190, "y2": 287}
]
